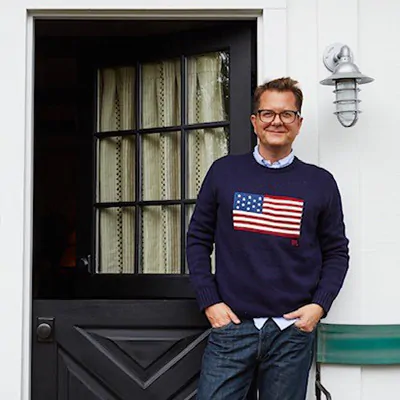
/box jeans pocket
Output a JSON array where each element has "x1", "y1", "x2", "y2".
[
  {"x1": 292, "y1": 324, "x2": 315, "y2": 335},
  {"x1": 212, "y1": 321, "x2": 234, "y2": 332}
]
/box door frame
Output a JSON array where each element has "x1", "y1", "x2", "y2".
[{"x1": 17, "y1": 5, "x2": 287, "y2": 400}]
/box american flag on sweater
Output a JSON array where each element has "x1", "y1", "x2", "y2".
[{"x1": 232, "y1": 192, "x2": 304, "y2": 238}]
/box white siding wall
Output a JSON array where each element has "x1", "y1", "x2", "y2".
[
  {"x1": 289, "y1": 0, "x2": 400, "y2": 398},
  {"x1": 1, "y1": 0, "x2": 399, "y2": 399}
]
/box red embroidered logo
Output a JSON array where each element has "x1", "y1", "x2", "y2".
[{"x1": 291, "y1": 239, "x2": 299, "y2": 247}]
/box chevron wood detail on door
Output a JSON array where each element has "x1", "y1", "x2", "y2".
[
  {"x1": 74, "y1": 327, "x2": 209, "y2": 389},
  {"x1": 57, "y1": 327, "x2": 208, "y2": 399},
  {"x1": 58, "y1": 348, "x2": 120, "y2": 400},
  {"x1": 32, "y1": 300, "x2": 210, "y2": 400}
]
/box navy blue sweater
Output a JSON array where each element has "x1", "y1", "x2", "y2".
[{"x1": 187, "y1": 153, "x2": 349, "y2": 318}]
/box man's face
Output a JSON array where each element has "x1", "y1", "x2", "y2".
[{"x1": 250, "y1": 90, "x2": 303, "y2": 153}]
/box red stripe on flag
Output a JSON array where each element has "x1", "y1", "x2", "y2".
[
  {"x1": 233, "y1": 226, "x2": 300, "y2": 238},
  {"x1": 233, "y1": 215, "x2": 301, "y2": 228},
  {"x1": 261, "y1": 210, "x2": 302, "y2": 220},
  {"x1": 263, "y1": 194, "x2": 305, "y2": 203},
  {"x1": 262, "y1": 208, "x2": 303, "y2": 217}
]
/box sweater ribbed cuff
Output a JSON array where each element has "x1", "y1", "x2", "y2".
[
  {"x1": 196, "y1": 286, "x2": 222, "y2": 312},
  {"x1": 312, "y1": 290, "x2": 336, "y2": 317}
]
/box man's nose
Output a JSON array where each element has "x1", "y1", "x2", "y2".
[{"x1": 271, "y1": 114, "x2": 282, "y2": 125}]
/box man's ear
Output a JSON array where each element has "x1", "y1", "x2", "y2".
[
  {"x1": 298, "y1": 116, "x2": 303, "y2": 131},
  {"x1": 250, "y1": 114, "x2": 257, "y2": 131}
]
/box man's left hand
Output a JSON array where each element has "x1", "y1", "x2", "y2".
[{"x1": 283, "y1": 304, "x2": 324, "y2": 333}]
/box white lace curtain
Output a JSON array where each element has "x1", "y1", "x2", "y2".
[
  {"x1": 98, "y1": 67, "x2": 135, "y2": 273},
  {"x1": 97, "y1": 53, "x2": 228, "y2": 274}
]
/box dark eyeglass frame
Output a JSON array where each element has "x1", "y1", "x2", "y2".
[{"x1": 256, "y1": 109, "x2": 301, "y2": 124}]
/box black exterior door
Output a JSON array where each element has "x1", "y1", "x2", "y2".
[{"x1": 32, "y1": 20, "x2": 255, "y2": 400}]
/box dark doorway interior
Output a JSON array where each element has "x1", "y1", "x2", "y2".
[{"x1": 33, "y1": 33, "x2": 82, "y2": 298}]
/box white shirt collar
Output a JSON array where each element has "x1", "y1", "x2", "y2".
[{"x1": 253, "y1": 146, "x2": 294, "y2": 169}]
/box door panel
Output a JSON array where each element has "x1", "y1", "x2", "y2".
[{"x1": 32, "y1": 300, "x2": 209, "y2": 400}]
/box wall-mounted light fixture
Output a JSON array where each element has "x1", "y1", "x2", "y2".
[{"x1": 320, "y1": 43, "x2": 374, "y2": 127}]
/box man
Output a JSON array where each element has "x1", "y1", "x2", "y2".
[{"x1": 186, "y1": 77, "x2": 349, "y2": 400}]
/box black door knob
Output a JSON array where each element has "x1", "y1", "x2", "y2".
[{"x1": 37, "y1": 323, "x2": 52, "y2": 340}]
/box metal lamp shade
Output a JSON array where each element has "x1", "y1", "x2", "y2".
[{"x1": 320, "y1": 61, "x2": 374, "y2": 86}]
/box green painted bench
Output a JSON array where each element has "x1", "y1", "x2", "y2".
[{"x1": 316, "y1": 324, "x2": 400, "y2": 399}]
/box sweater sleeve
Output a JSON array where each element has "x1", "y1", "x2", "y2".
[
  {"x1": 186, "y1": 162, "x2": 222, "y2": 311},
  {"x1": 312, "y1": 175, "x2": 349, "y2": 315}
]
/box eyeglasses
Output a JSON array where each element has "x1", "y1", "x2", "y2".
[{"x1": 256, "y1": 109, "x2": 301, "y2": 124}]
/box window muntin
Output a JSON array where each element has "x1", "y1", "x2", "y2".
[{"x1": 95, "y1": 51, "x2": 229, "y2": 274}]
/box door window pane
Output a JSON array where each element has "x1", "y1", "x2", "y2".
[
  {"x1": 98, "y1": 136, "x2": 135, "y2": 202},
  {"x1": 186, "y1": 127, "x2": 229, "y2": 198},
  {"x1": 141, "y1": 132, "x2": 181, "y2": 201},
  {"x1": 95, "y1": 53, "x2": 230, "y2": 275},
  {"x1": 97, "y1": 67, "x2": 135, "y2": 132},
  {"x1": 141, "y1": 205, "x2": 180, "y2": 273},
  {"x1": 142, "y1": 59, "x2": 181, "y2": 128},
  {"x1": 188, "y1": 52, "x2": 229, "y2": 124},
  {"x1": 98, "y1": 207, "x2": 135, "y2": 273}
]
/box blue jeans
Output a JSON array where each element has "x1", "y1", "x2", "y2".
[{"x1": 197, "y1": 319, "x2": 315, "y2": 400}]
